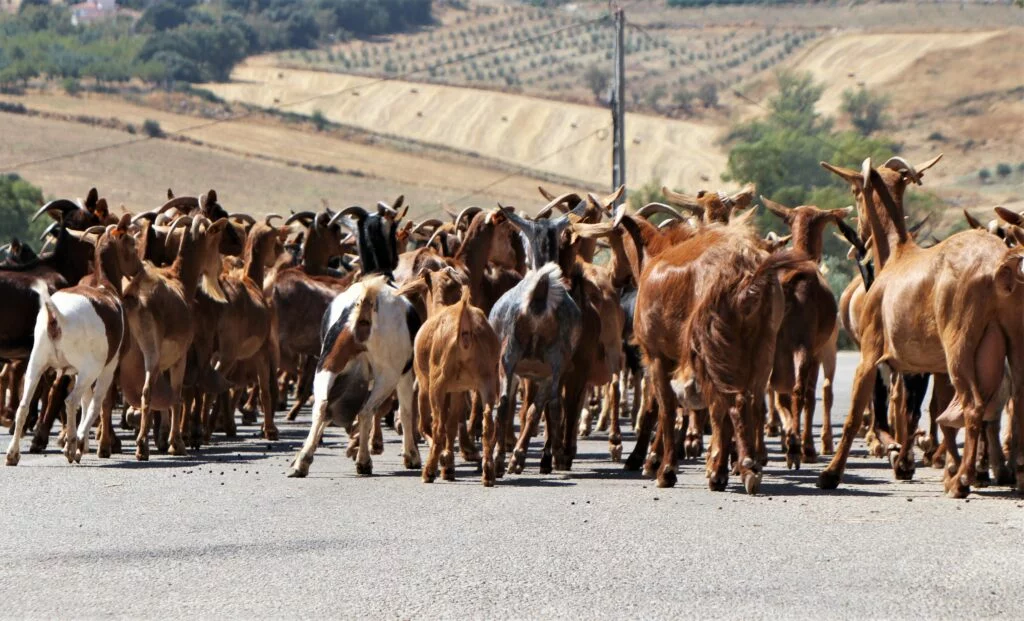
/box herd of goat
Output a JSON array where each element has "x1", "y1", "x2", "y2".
[{"x1": 3, "y1": 152, "x2": 1024, "y2": 498}]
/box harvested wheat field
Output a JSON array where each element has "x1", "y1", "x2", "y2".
[{"x1": 204, "y1": 60, "x2": 730, "y2": 193}]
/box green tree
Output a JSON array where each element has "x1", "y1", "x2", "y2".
[
  {"x1": 996, "y1": 163, "x2": 1013, "y2": 179},
  {"x1": 841, "y1": 86, "x2": 890, "y2": 136},
  {"x1": 0, "y1": 174, "x2": 47, "y2": 251},
  {"x1": 583, "y1": 63, "x2": 609, "y2": 100}
]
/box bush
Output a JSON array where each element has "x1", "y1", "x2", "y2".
[
  {"x1": 841, "y1": 86, "x2": 890, "y2": 136},
  {"x1": 142, "y1": 119, "x2": 164, "y2": 138},
  {"x1": 978, "y1": 168, "x2": 992, "y2": 183},
  {"x1": 926, "y1": 131, "x2": 946, "y2": 142},
  {"x1": 996, "y1": 163, "x2": 1013, "y2": 179},
  {"x1": 311, "y1": 110, "x2": 329, "y2": 132},
  {"x1": 61, "y1": 77, "x2": 82, "y2": 96}
]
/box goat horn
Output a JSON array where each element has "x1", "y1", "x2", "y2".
[
  {"x1": 157, "y1": 196, "x2": 199, "y2": 215},
  {"x1": 760, "y1": 195, "x2": 792, "y2": 221},
  {"x1": 661, "y1": 187, "x2": 705, "y2": 215},
  {"x1": 454, "y1": 206, "x2": 483, "y2": 231},
  {"x1": 229, "y1": 213, "x2": 256, "y2": 225},
  {"x1": 39, "y1": 222, "x2": 60, "y2": 241},
  {"x1": 285, "y1": 211, "x2": 316, "y2": 226},
  {"x1": 636, "y1": 202, "x2": 684, "y2": 222},
  {"x1": 265, "y1": 214, "x2": 282, "y2": 226},
  {"x1": 32, "y1": 199, "x2": 82, "y2": 222},
  {"x1": 908, "y1": 213, "x2": 932, "y2": 236},
  {"x1": 535, "y1": 192, "x2": 581, "y2": 219},
  {"x1": 340, "y1": 206, "x2": 369, "y2": 221},
  {"x1": 425, "y1": 227, "x2": 450, "y2": 252},
  {"x1": 131, "y1": 210, "x2": 158, "y2": 224},
  {"x1": 80, "y1": 225, "x2": 107, "y2": 237},
  {"x1": 882, "y1": 156, "x2": 921, "y2": 185},
  {"x1": 411, "y1": 219, "x2": 443, "y2": 236},
  {"x1": 537, "y1": 186, "x2": 558, "y2": 201}
]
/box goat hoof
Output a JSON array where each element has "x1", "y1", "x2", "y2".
[
  {"x1": 931, "y1": 451, "x2": 947, "y2": 469},
  {"x1": 623, "y1": 450, "x2": 644, "y2": 471},
  {"x1": 241, "y1": 412, "x2": 257, "y2": 425},
  {"x1": 656, "y1": 467, "x2": 677, "y2": 488},
  {"x1": 125, "y1": 409, "x2": 140, "y2": 428},
  {"x1": 155, "y1": 437, "x2": 169, "y2": 454},
  {"x1": 5, "y1": 452, "x2": 19, "y2": 466},
  {"x1": 287, "y1": 456, "x2": 311, "y2": 478},
  {"x1": 553, "y1": 456, "x2": 572, "y2": 471},
  {"x1": 817, "y1": 469, "x2": 841, "y2": 490},
  {"x1": 28, "y1": 438, "x2": 47, "y2": 454},
  {"x1": 460, "y1": 449, "x2": 481, "y2": 464},
  {"x1": 97, "y1": 443, "x2": 111, "y2": 459},
  {"x1": 482, "y1": 462, "x2": 495, "y2": 487},
  {"x1": 494, "y1": 457, "x2": 506, "y2": 479},
  {"x1": 708, "y1": 473, "x2": 728, "y2": 491},
  {"x1": 355, "y1": 460, "x2": 372, "y2": 476},
  {"x1": 539, "y1": 453, "x2": 553, "y2": 474},
  {"x1": 975, "y1": 470, "x2": 991, "y2": 487},
  {"x1": 802, "y1": 445, "x2": 818, "y2": 463},
  {"x1": 742, "y1": 470, "x2": 762, "y2": 495},
  {"x1": 421, "y1": 467, "x2": 436, "y2": 483},
  {"x1": 995, "y1": 465, "x2": 1015, "y2": 487},
  {"x1": 821, "y1": 435, "x2": 834, "y2": 456},
  {"x1": 262, "y1": 425, "x2": 279, "y2": 441},
  {"x1": 765, "y1": 423, "x2": 781, "y2": 438},
  {"x1": 867, "y1": 439, "x2": 886, "y2": 459},
  {"x1": 609, "y1": 443, "x2": 622, "y2": 463},
  {"x1": 403, "y1": 453, "x2": 422, "y2": 470},
  {"x1": 442, "y1": 467, "x2": 455, "y2": 482},
  {"x1": 370, "y1": 440, "x2": 383, "y2": 456},
  {"x1": 945, "y1": 474, "x2": 971, "y2": 499},
  {"x1": 110, "y1": 434, "x2": 122, "y2": 454},
  {"x1": 135, "y1": 444, "x2": 150, "y2": 462},
  {"x1": 169, "y1": 440, "x2": 187, "y2": 457}
]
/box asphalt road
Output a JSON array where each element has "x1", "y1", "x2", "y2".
[{"x1": 3, "y1": 351, "x2": 1023, "y2": 620}]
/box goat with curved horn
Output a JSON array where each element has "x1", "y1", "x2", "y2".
[
  {"x1": 229, "y1": 213, "x2": 256, "y2": 225},
  {"x1": 761, "y1": 196, "x2": 793, "y2": 222},
  {"x1": 39, "y1": 222, "x2": 60, "y2": 241},
  {"x1": 32, "y1": 199, "x2": 82, "y2": 222},
  {"x1": 636, "y1": 202, "x2": 684, "y2": 222},
  {"x1": 156, "y1": 196, "x2": 199, "y2": 216},
  {"x1": 882, "y1": 156, "x2": 921, "y2": 185},
  {"x1": 454, "y1": 207, "x2": 483, "y2": 232},
  {"x1": 284, "y1": 211, "x2": 316, "y2": 226},
  {"x1": 411, "y1": 219, "x2": 443, "y2": 237},
  {"x1": 535, "y1": 192, "x2": 582, "y2": 220},
  {"x1": 661, "y1": 187, "x2": 705, "y2": 216}
]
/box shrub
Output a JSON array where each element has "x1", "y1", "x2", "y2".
[
  {"x1": 62, "y1": 77, "x2": 82, "y2": 96},
  {"x1": 142, "y1": 119, "x2": 164, "y2": 138},
  {"x1": 978, "y1": 168, "x2": 991, "y2": 183},
  {"x1": 996, "y1": 163, "x2": 1013, "y2": 179}
]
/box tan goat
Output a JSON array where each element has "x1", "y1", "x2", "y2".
[{"x1": 413, "y1": 280, "x2": 500, "y2": 486}]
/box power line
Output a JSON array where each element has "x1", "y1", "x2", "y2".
[
  {"x1": 424, "y1": 123, "x2": 612, "y2": 215},
  {"x1": 3, "y1": 16, "x2": 610, "y2": 171}
]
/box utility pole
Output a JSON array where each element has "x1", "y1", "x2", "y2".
[{"x1": 611, "y1": 7, "x2": 626, "y2": 204}]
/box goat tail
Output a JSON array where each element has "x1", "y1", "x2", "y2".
[
  {"x1": 736, "y1": 250, "x2": 812, "y2": 317},
  {"x1": 457, "y1": 285, "x2": 473, "y2": 350},
  {"x1": 523, "y1": 263, "x2": 564, "y2": 316},
  {"x1": 32, "y1": 281, "x2": 64, "y2": 342}
]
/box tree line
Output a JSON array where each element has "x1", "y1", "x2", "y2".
[{"x1": 0, "y1": 0, "x2": 434, "y2": 88}]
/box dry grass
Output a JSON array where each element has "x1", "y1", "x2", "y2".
[{"x1": 0, "y1": 110, "x2": 572, "y2": 218}]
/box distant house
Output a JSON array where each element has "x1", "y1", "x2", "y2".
[
  {"x1": 69, "y1": 0, "x2": 117, "y2": 26},
  {"x1": 1, "y1": 0, "x2": 23, "y2": 15}
]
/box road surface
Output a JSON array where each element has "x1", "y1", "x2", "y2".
[{"x1": 3, "y1": 352, "x2": 1023, "y2": 619}]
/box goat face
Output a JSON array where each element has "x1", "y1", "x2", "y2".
[{"x1": 501, "y1": 201, "x2": 586, "y2": 270}]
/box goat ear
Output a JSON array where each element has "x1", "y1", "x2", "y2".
[
  {"x1": 85, "y1": 188, "x2": 99, "y2": 211},
  {"x1": 729, "y1": 184, "x2": 756, "y2": 210},
  {"x1": 601, "y1": 185, "x2": 626, "y2": 211},
  {"x1": 963, "y1": 209, "x2": 985, "y2": 230},
  {"x1": 829, "y1": 206, "x2": 854, "y2": 222},
  {"x1": 995, "y1": 206, "x2": 1023, "y2": 227},
  {"x1": 995, "y1": 255, "x2": 1022, "y2": 297},
  {"x1": 1009, "y1": 226, "x2": 1024, "y2": 248},
  {"x1": 760, "y1": 196, "x2": 792, "y2": 223},
  {"x1": 821, "y1": 161, "x2": 864, "y2": 188}
]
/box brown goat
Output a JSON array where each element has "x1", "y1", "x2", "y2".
[
  {"x1": 762, "y1": 197, "x2": 847, "y2": 468},
  {"x1": 619, "y1": 208, "x2": 794, "y2": 493},
  {"x1": 414, "y1": 283, "x2": 500, "y2": 485},
  {"x1": 120, "y1": 217, "x2": 231, "y2": 460},
  {"x1": 817, "y1": 157, "x2": 1022, "y2": 497}
]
